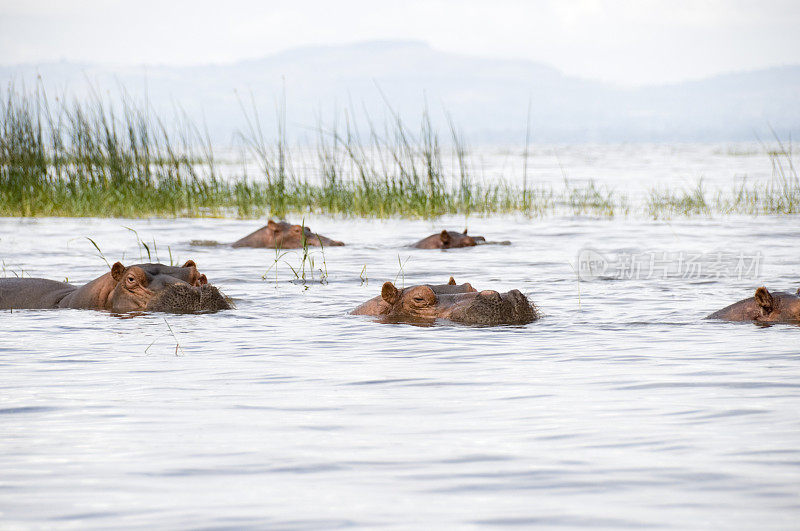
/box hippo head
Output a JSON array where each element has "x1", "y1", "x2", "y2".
[
  {"x1": 752, "y1": 287, "x2": 800, "y2": 322},
  {"x1": 350, "y1": 276, "x2": 477, "y2": 317},
  {"x1": 707, "y1": 286, "x2": 800, "y2": 323},
  {"x1": 378, "y1": 281, "x2": 538, "y2": 325},
  {"x1": 413, "y1": 229, "x2": 485, "y2": 249},
  {"x1": 106, "y1": 261, "x2": 230, "y2": 313},
  {"x1": 439, "y1": 229, "x2": 485, "y2": 249},
  {"x1": 266, "y1": 220, "x2": 344, "y2": 248}
]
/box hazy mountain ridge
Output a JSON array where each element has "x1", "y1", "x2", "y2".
[{"x1": 1, "y1": 40, "x2": 797, "y2": 143}]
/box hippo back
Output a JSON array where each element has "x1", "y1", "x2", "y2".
[{"x1": 0, "y1": 278, "x2": 76, "y2": 310}]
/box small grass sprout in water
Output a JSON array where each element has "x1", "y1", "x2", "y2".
[
  {"x1": 286, "y1": 221, "x2": 329, "y2": 286},
  {"x1": 261, "y1": 222, "x2": 329, "y2": 287}
]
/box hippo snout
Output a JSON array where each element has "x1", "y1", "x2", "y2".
[
  {"x1": 145, "y1": 283, "x2": 232, "y2": 313},
  {"x1": 450, "y1": 289, "x2": 539, "y2": 325},
  {"x1": 506, "y1": 289, "x2": 526, "y2": 304},
  {"x1": 478, "y1": 290, "x2": 502, "y2": 302}
]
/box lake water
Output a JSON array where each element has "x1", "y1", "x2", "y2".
[{"x1": 1, "y1": 144, "x2": 799, "y2": 529}]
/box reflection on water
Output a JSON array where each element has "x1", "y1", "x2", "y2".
[{"x1": 1, "y1": 146, "x2": 800, "y2": 528}]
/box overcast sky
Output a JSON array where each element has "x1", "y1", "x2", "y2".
[{"x1": 1, "y1": 0, "x2": 798, "y2": 86}]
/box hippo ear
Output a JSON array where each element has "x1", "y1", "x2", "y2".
[
  {"x1": 181, "y1": 260, "x2": 197, "y2": 269},
  {"x1": 754, "y1": 287, "x2": 774, "y2": 316},
  {"x1": 440, "y1": 230, "x2": 450, "y2": 244},
  {"x1": 381, "y1": 282, "x2": 400, "y2": 305},
  {"x1": 197, "y1": 274, "x2": 208, "y2": 286},
  {"x1": 448, "y1": 276, "x2": 456, "y2": 285},
  {"x1": 463, "y1": 228, "x2": 468, "y2": 235},
  {"x1": 267, "y1": 220, "x2": 278, "y2": 230},
  {"x1": 111, "y1": 262, "x2": 126, "y2": 282}
]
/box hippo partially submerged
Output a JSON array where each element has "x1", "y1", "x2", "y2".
[
  {"x1": 232, "y1": 220, "x2": 344, "y2": 249},
  {"x1": 352, "y1": 277, "x2": 539, "y2": 325},
  {"x1": 0, "y1": 261, "x2": 231, "y2": 313},
  {"x1": 412, "y1": 229, "x2": 486, "y2": 249},
  {"x1": 707, "y1": 286, "x2": 800, "y2": 324},
  {"x1": 352, "y1": 277, "x2": 477, "y2": 316}
]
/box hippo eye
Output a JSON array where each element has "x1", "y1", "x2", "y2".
[{"x1": 413, "y1": 296, "x2": 426, "y2": 303}]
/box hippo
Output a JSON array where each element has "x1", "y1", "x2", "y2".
[
  {"x1": 352, "y1": 277, "x2": 477, "y2": 316},
  {"x1": 412, "y1": 229, "x2": 486, "y2": 249},
  {"x1": 231, "y1": 220, "x2": 344, "y2": 249},
  {"x1": 707, "y1": 286, "x2": 800, "y2": 323},
  {"x1": 0, "y1": 260, "x2": 231, "y2": 313},
  {"x1": 351, "y1": 277, "x2": 539, "y2": 325}
]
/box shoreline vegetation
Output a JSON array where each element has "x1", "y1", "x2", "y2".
[{"x1": 1, "y1": 84, "x2": 798, "y2": 219}]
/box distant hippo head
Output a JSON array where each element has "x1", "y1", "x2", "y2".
[
  {"x1": 412, "y1": 229, "x2": 486, "y2": 249},
  {"x1": 107, "y1": 261, "x2": 229, "y2": 313},
  {"x1": 707, "y1": 286, "x2": 800, "y2": 323},
  {"x1": 232, "y1": 220, "x2": 345, "y2": 249},
  {"x1": 373, "y1": 281, "x2": 539, "y2": 325}
]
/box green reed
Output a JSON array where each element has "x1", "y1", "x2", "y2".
[{"x1": 1, "y1": 83, "x2": 798, "y2": 219}]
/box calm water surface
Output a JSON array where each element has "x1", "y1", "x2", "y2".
[{"x1": 1, "y1": 147, "x2": 800, "y2": 529}]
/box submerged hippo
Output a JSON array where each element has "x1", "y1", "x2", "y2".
[
  {"x1": 352, "y1": 277, "x2": 477, "y2": 316},
  {"x1": 352, "y1": 277, "x2": 539, "y2": 325},
  {"x1": 232, "y1": 220, "x2": 344, "y2": 249},
  {"x1": 0, "y1": 261, "x2": 231, "y2": 313},
  {"x1": 412, "y1": 229, "x2": 486, "y2": 249},
  {"x1": 707, "y1": 286, "x2": 800, "y2": 324}
]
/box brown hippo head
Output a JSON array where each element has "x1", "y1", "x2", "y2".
[
  {"x1": 412, "y1": 229, "x2": 486, "y2": 249},
  {"x1": 351, "y1": 277, "x2": 477, "y2": 316},
  {"x1": 232, "y1": 220, "x2": 345, "y2": 249},
  {"x1": 707, "y1": 286, "x2": 800, "y2": 323},
  {"x1": 106, "y1": 261, "x2": 230, "y2": 313},
  {"x1": 360, "y1": 281, "x2": 538, "y2": 326}
]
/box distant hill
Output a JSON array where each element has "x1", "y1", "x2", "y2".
[{"x1": 1, "y1": 40, "x2": 798, "y2": 143}]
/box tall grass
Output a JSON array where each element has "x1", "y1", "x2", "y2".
[
  {"x1": 1, "y1": 83, "x2": 798, "y2": 219},
  {"x1": 0, "y1": 83, "x2": 225, "y2": 217}
]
